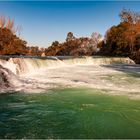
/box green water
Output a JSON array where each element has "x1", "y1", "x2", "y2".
[{"x1": 0, "y1": 88, "x2": 140, "y2": 139}]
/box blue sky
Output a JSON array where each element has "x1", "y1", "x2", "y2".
[{"x1": 0, "y1": 1, "x2": 140, "y2": 47}]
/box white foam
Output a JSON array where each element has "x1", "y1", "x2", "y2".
[
  {"x1": 0, "y1": 56, "x2": 135, "y2": 75},
  {"x1": 0, "y1": 57, "x2": 139, "y2": 99}
]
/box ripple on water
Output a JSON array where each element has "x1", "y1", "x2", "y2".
[{"x1": 0, "y1": 88, "x2": 140, "y2": 139}]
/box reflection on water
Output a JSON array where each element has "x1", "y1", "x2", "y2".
[{"x1": 0, "y1": 88, "x2": 140, "y2": 139}]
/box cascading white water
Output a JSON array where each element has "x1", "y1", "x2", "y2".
[
  {"x1": 0, "y1": 58, "x2": 18, "y2": 74},
  {"x1": 0, "y1": 56, "x2": 140, "y2": 98},
  {"x1": 62, "y1": 57, "x2": 135, "y2": 65},
  {"x1": 0, "y1": 56, "x2": 135, "y2": 75}
]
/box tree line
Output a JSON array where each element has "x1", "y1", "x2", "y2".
[
  {"x1": 45, "y1": 32, "x2": 102, "y2": 56},
  {"x1": 0, "y1": 9, "x2": 140, "y2": 63}
]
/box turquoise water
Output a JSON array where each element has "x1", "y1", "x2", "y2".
[{"x1": 0, "y1": 88, "x2": 140, "y2": 139}]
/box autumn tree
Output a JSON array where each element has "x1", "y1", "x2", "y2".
[
  {"x1": 0, "y1": 15, "x2": 27, "y2": 55},
  {"x1": 119, "y1": 9, "x2": 140, "y2": 52},
  {"x1": 119, "y1": 9, "x2": 140, "y2": 24},
  {"x1": 66, "y1": 32, "x2": 75, "y2": 42},
  {"x1": 89, "y1": 32, "x2": 102, "y2": 54},
  {"x1": 52, "y1": 41, "x2": 59, "y2": 47},
  {"x1": 100, "y1": 9, "x2": 140, "y2": 63},
  {"x1": 135, "y1": 34, "x2": 140, "y2": 49}
]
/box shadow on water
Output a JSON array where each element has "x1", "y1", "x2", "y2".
[{"x1": 101, "y1": 64, "x2": 140, "y2": 78}]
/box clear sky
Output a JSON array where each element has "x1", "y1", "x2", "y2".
[{"x1": 0, "y1": 1, "x2": 140, "y2": 47}]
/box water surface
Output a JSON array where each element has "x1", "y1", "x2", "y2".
[{"x1": 0, "y1": 88, "x2": 140, "y2": 139}]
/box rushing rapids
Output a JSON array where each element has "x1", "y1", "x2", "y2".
[
  {"x1": 0, "y1": 65, "x2": 22, "y2": 92},
  {"x1": 0, "y1": 56, "x2": 140, "y2": 99},
  {"x1": 0, "y1": 56, "x2": 135, "y2": 75}
]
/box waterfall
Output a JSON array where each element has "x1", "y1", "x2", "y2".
[
  {"x1": 0, "y1": 65, "x2": 22, "y2": 92},
  {"x1": 0, "y1": 58, "x2": 17, "y2": 74},
  {"x1": 0, "y1": 56, "x2": 135, "y2": 75}
]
